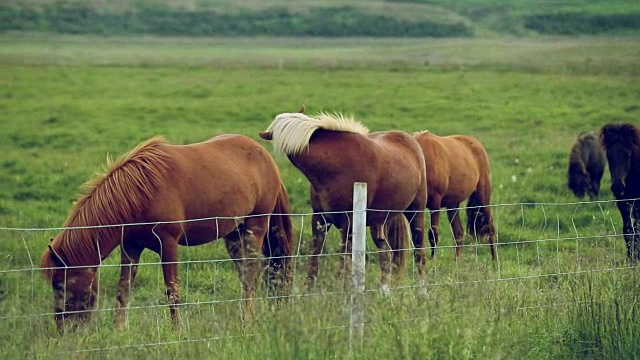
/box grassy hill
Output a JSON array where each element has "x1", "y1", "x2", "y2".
[{"x1": 2, "y1": 0, "x2": 640, "y2": 37}]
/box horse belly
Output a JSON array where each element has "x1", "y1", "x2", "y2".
[
  {"x1": 441, "y1": 161, "x2": 479, "y2": 206},
  {"x1": 178, "y1": 219, "x2": 241, "y2": 246},
  {"x1": 441, "y1": 187, "x2": 475, "y2": 208}
]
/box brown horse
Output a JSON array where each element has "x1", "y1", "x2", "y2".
[
  {"x1": 260, "y1": 107, "x2": 428, "y2": 294},
  {"x1": 600, "y1": 123, "x2": 640, "y2": 263},
  {"x1": 40, "y1": 134, "x2": 293, "y2": 332},
  {"x1": 414, "y1": 131, "x2": 497, "y2": 261},
  {"x1": 567, "y1": 131, "x2": 606, "y2": 200}
]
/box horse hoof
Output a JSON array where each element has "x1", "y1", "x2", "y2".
[{"x1": 380, "y1": 284, "x2": 390, "y2": 297}]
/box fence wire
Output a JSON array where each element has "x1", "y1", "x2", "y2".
[{"x1": 0, "y1": 198, "x2": 637, "y2": 357}]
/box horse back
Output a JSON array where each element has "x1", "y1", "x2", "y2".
[
  {"x1": 142, "y1": 135, "x2": 282, "y2": 235},
  {"x1": 365, "y1": 130, "x2": 427, "y2": 210},
  {"x1": 296, "y1": 130, "x2": 425, "y2": 214},
  {"x1": 416, "y1": 132, "x2": 490, "y2": 208}
]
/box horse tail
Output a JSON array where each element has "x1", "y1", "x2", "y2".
[
  {"x1": 384, "y1": 214, "x2": 410, "y2": 273},
  {"x1": 263, "y1": 181, "x2": 294, "y2": 293},
  {"x1": 466, "y1": 166, "x2": 498, "y2": 260},
  {"x1": 567, "y1": 140, "x2": 589, "y2": 199}
]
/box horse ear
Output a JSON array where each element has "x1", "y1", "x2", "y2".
[
  {"x1": 298, "y1": 105, "x2": 305, "y2": 113},
  {"x1": 259, "y1": 131, "x2": 273, "y2": 140},
  {"x1": 49, "y1": 237, "x2": 54, "y2": 243}
]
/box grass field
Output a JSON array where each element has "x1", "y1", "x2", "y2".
[{"x1": 1, "y1": 33, "x2": 639, "y2": 359}]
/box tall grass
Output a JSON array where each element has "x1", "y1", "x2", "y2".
[{"x1": 566, "y1": 271, "x2": 640, "y2": 359}]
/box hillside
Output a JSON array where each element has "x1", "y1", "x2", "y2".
[{"x1": 2, "y1": 0, "x2": 640, "y2": 37}]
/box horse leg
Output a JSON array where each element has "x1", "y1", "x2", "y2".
[
  {"x1": 428, "y1": 209, "x2": 441, "y2": 259},
  {"x1": 485, "y1": 210, "x2": 499, "y2": 261},
  {"x1": 406, "y1": 209, "x2": 427, "y2": 291},
  {"x1": 447, "y1": 208, "x2": 465, "y2": 260},
  {"x1": 159, "y1": 240, "x2": 181, "y2": 327},
  {"x1": 587, "y1": 173, "x2": 596, "y2": 201},
  {"x1": 617, "y1": 200, "x2": 635, "y2": 262},
  {"x1": 114, "y1": 243, "x2": 143, "y2": 329},
  {"x1": 427, "y1": 196, "x2": 442, "y2": 259},
  {"x1": 371, "y1": 224, "x2": 392, "y2": 295},
  {"x1": 631, "y1": 201, "x2": 640, "y2": 263},
  {"x1": 308, "y1": 213, "x2": 331, "y2": 290},
  {"x1": 224, "y1": 221, "x2": 265, "y2": 323},
  {"x1": 339, "y1": 226, "x2": 353, "y2": 285},
  {"x1": 477, "y1": 203, "x2": 498, "y2": 261}
]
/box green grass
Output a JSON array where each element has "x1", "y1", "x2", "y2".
[
  {"x1": 2, "y1": 33, "x2": 639, "y2": 75},
  {"x1": 1, "y1": 33, "x2": 639, "y2": 359}
]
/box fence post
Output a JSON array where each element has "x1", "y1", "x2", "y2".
[{"x1": 350, "y1": 182, "x2": 367, "y2": 353}]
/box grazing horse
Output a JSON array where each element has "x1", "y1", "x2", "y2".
[
  {"x1": 600, "y1": 123, "x2": 640, "y2": 263},
  {"x1": 414, "y1": 131, "x2": 497, "y2": 261},
  {"x1": 567, "y1": 131, "x2": 606, "y2": 200},
  {"x1": 259, "y1": 107, "x2": 428, "y2": 293},
  {"x1": 40, "y1": 135, "x2": 293, "y2": 332}
]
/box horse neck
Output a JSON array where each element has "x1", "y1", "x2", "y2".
[
  {"x1": 288, "y1": 135, "x2": 362, "y2": 186},
  {"x1": 58, "y1": 223, "x2": 124, "y2": 266}
]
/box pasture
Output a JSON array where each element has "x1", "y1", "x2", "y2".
[{"x1": 1, "y1": 33, "x2": 639, "y2": 359}]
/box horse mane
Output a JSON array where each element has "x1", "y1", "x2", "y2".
[
  {"x1": 40, "y1": 136, "x2": 172, "y2": 278},
  {"x1": 600, "y1": 123, "x2": 640, "y2": 152},
  {"x1": 265, "y1": 112, "x2": 369, "y2": 155}
]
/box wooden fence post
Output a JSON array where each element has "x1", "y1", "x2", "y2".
[{"x1": 350, "y1": 182, "x2": 367, "y2": 354}]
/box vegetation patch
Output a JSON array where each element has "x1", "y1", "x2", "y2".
[
  {"x1": 524, "y1": 12, "x2": 640, "y2": 35},
  {"x1": 0, "y1": 3, "x2": 472, "y2": 37}
]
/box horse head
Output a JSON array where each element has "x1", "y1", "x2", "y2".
[
  {"x1": 259, "y1": 105, "x2": 305, "y2": 141},
  {"x1": 44, "y1": 244, "x2": 98, "y2": 333},
  {"x1": 600, "y1": 124, "x2": 637, "y2": 198}
]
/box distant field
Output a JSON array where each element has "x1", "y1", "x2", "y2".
[
  {"x1": 1, "y1": 34, "x2": 639, "y2": 359},
  {"x1": 2, "y1": 33, "x2": 640, "y2": 75}
]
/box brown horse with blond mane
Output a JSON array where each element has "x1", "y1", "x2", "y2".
[
  {"x1": 40, "y1": 134, "x2": 293, "y2": 332},
  {"x1": 260, "y1": 107, "x2": 428, "y2": 294},
  {"x1": 414, "y1": 131, "x2": 497, "y2": 261}
]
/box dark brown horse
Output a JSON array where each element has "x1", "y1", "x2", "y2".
[
  {"x1": 414, "y1": 131, "x2": 497, "y2": 261},
  {"x1": 600, "y1": 123, "x2": 640, "y2": 263},
  {"x1": 40, "y1": 135, "x2": 293, "y2": 332},
  {"x1": 260, "y1": 107, "x2": 428, "y2": 294},
  {"x1": 567, "y1": 131, "x2": 606, "y2": 200}
]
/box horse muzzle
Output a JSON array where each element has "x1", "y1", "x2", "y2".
[{"x1": 611, "y1": 181, "x2": 625, "y2": 198}]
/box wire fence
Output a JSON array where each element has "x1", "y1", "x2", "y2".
[{"x1": 0, "y1": 196, "x2": 637, "y2": 356}]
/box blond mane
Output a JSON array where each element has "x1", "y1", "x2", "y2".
[
  {"x1": 265, "y1": 112, "x2": 369, "y2": 155},
  {"x1": 41, "y1": 136, "x2": 171, "y2": 277}
]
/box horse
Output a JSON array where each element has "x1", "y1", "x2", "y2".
[
  {"x1": 259, "y1": 107, "x2": 428, "y2": 294},
  {"x1": 40, "y1": 134, "x2": 293, "y2": 333},
  {"x1": 414, "y1": 131, "x2": 498, "y2": 261},
  {"x1": 600, "y1": 123, "x2": 640, "y2": 263},
  {"x1": 567, "y1": 131, "x2": 606, "y2": 200}
]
